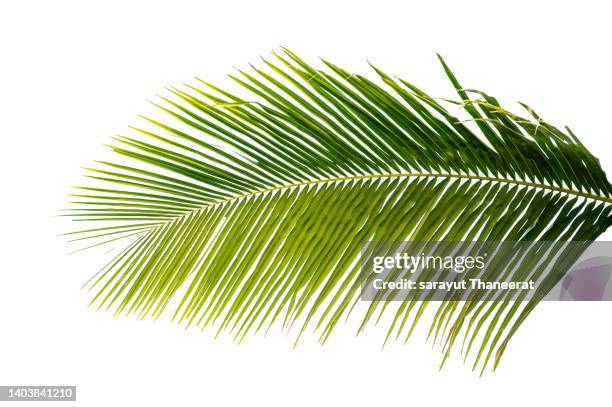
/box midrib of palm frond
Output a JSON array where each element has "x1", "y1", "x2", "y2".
[
  {"x1": 191, "y1": 171, "x2": 612, "y2": 215},
  {"x1": 64, "y1": 49, "x2": 612, "y2": 374}
]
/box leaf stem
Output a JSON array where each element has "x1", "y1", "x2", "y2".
[{"x1": 200, "y1": 172, "x2": 612, "y2": 211}]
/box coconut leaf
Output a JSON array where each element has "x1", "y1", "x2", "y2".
[{"x1": 64, "y1": 49, "x2": 612, "y2": 373}]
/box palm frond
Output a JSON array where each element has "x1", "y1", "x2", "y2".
[{"x1": 64, "y1": 49, "x2": 612, "y2": 373}]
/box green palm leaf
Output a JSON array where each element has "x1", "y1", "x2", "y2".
[{"x1": 64, "y1": 48, "x2": 612, "y2": 373}]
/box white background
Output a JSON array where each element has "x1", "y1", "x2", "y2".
[{"x1": 1, "y1": 1, "x2": 612, "y2": 405}]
